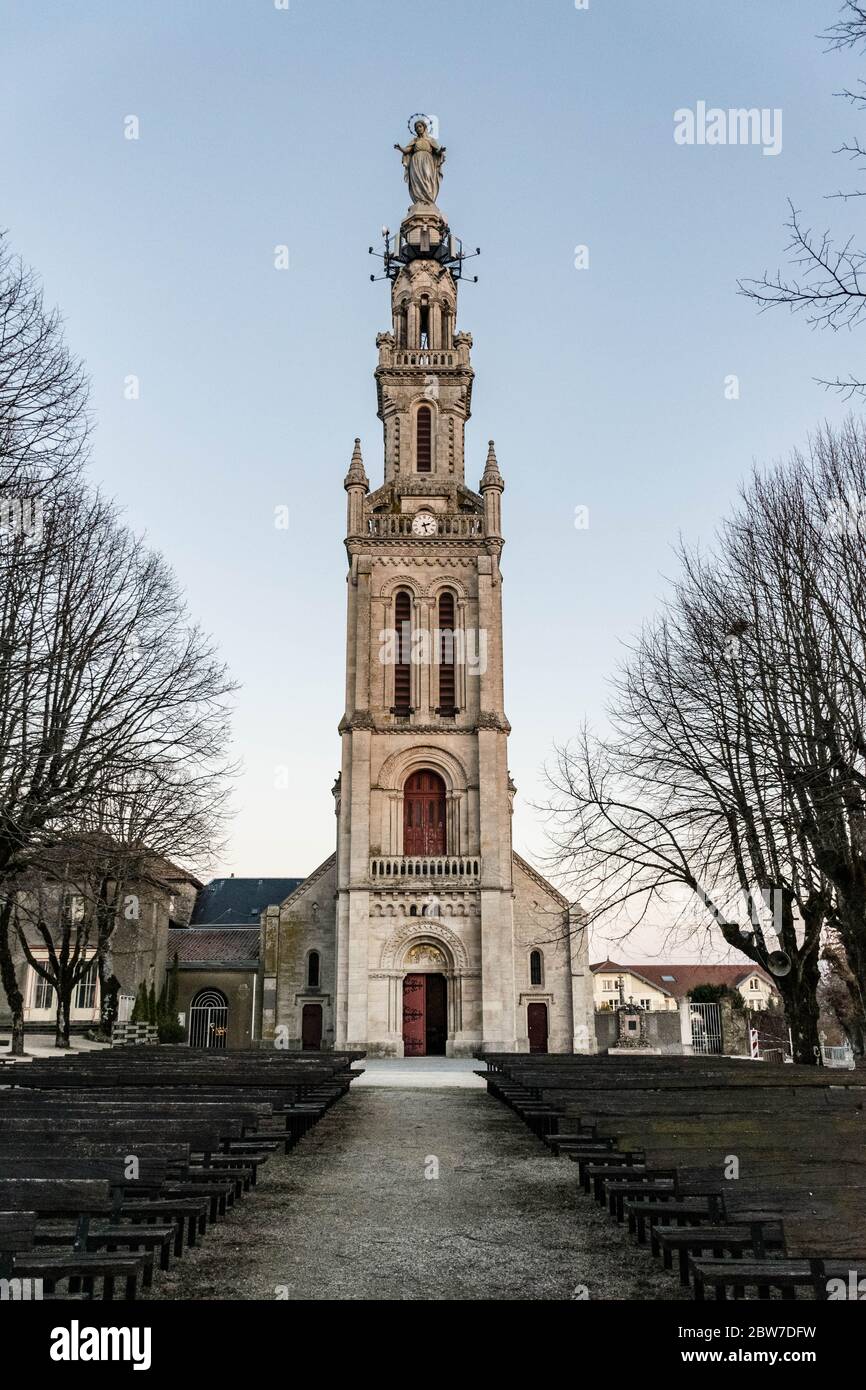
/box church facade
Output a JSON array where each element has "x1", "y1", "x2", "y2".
[{"x1": 260, "y1": 126, "x2": 595, "y2": 1057}]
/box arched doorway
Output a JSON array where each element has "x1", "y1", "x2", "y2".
[
  {"x1": 403, "y1": 769, "x2": 446, "y2": 855},
  {"x1": 189, "y1": 988, "x2": 228, "y2": 1049},
  {"x1": 301, "y1": 1003, "x2": 323, "y2": 1050},
  {"x1": 402, "y1": 943, "x2": 449, "y2": 1056}
]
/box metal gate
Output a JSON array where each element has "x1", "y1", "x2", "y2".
[
  {"x1": 689, "y1": 1002, "x2": 723, "y2": 1054},
  {"x1": 188, "y1": 989, "x2": 228, "y2": 1049}
]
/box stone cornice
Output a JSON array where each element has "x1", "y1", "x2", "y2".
[
  {"x1": 344, "y1": 544, "x2": 501, "y2": 562},
  {"x1": 339, "y1": 717, "x2": 509, "y2": 735}
]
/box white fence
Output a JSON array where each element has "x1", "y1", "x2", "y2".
[{"x1": 820, "y1": 1042, "x2": 856, "y2": 1070}]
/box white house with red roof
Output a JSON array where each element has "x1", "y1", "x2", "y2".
[{"x1": 591, "y1": 960, "x2": 779, "y2": 1013}]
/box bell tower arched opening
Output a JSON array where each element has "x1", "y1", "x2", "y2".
[{"x1": 403, "y1": 769, "x2": 446, "y2": 855}]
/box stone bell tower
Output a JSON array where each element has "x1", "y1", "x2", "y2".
[{"x1": 324, "y1": 120, "x2": 594, "y2": 1057}]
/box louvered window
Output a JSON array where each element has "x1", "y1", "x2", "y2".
[
  {"x1": 416, "y1": 406, "x2": 432, "y2": 472},
  {"x1": 393, "y1": 590, "x2": 412, "y2": 716},
  {"x1": 438, "y1": 590, "x2": 456, "y2": 715}
]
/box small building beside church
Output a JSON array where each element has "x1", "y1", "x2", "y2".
[{"x1": 168, "y1": 877, "x2": 301, "y2": 1049}]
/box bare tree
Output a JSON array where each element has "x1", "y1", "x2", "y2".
[
  {"x1": 545, "y1": 617, "x2": 828, "y2": 1064},
  {"x1": 77, "y1": 767, "x2": 229, "y2": 1038},
  {"x1": 0, "y1": 231, "x2": 89, "y2": 499},
  {"x1": 0, "y1": 482, "x2": 236, "y2": 1051},
  {"x1": 546, "y1": 421, "x2": 866, "y2": 1063},
  {"x1": 739, "y1": 4, "x2": 866, "y2": 398},
  {"x1": 10, "y1": 868, "x2": 96, "y2": 1048}
]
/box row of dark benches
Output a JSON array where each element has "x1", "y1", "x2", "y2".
[
  {"x1": 477, "y1": 1053, "x2": 866, "y2": 1300},
  {"x1": 0, "y1": 1046, "x2": 363, "y2": 1299}
]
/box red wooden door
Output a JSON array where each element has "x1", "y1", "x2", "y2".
[
  {"x1": 301, "y1": 1003, "x2": 323, "y2": 1050},
  {"x1": 528, "y1": 1002, "x2": 549, "y2": 1054},
  {"x1": 403, "y1": 770, "x2": 446, "y2": 855},
  {"x1": 402, "y1": 974, "x2": 426, "y2": 1055}
]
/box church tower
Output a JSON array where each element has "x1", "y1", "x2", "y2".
[{"x1": 267, "y1": 121, "x2": 595, "y2": 1057}]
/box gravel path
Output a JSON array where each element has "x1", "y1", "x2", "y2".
[{"x1": 154, "y1": 1086, "x2": 684, "y2": 1301}]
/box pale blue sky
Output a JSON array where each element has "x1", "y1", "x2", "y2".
[{"x1": 3, "y1": 1, "x2": 861, "y2": 953}]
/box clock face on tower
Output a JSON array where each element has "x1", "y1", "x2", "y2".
[{"x1": 411, "y1": 512, "x2": 437, "y2": 536}]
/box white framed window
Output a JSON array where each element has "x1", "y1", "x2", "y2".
[
  {"x1": 749, "y1": 977, "x2": 760, "y2": 991},
  {"x1": 25, "y1": 952, "x2": 99, "y2": 1020},
  {"x1": 32, "y1": 973, "x2": 54, "y2": 1011},
  {"x1": 61, "y1": 893, "x2": 85, "y2": 928},
  {"x1": 74, "y1": 960, "x2": 98, "y2": 1010},
  {"x1": 640, "y1": 997, "x2": 651, "y2": 1010}
]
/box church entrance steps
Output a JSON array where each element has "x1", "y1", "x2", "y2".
[
  {"x1": 151, "y1": 1088, "x2": 683, "y2": 1301},
  {"x1": 350, "y1": 1058, "x2": 485, "y2": 1088}
]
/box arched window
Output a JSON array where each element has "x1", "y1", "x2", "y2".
[
  {"x1": 307, "y1": 950, "x2": 320, "y2": 989},
  {"x1": 530, "y1": 950, "x2": 543, "y2": 987},
  {"x1": 438, "y1": 590, "x2": 456, "y2": 716},
  {"x1": 393, "y1": 590, "x2": 412, "y2": 717},
  {"x1": 416, "y1": 406, "x2": 432, "y2": 473},
  {"x1": 403, "y1": 770, "x2": 447, "y2": 855}
]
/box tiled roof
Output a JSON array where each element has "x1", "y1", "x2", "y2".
[
  {"x1": 167, "y1": 928, "x2": 260, "y2": 965},
  {"x1": 590, "y1": 961, "x2": 775, "y2": 998},
  {"x1": 190, "y1": 877, "x2": 304, "y2": 927}
]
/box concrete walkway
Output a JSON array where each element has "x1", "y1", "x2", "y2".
[
  {"x1": 156, "y1": 1086, "x2": 682, "y2": 1301},
  {"x1": 351, "y1": 1057, "x2": 485, "y2": 1087}
]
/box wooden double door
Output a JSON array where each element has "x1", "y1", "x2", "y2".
[
  {"x1": 402, "y1": 973, "x2": 447, "y2": 1056},
  {"x1": 403, "y1": 770, "x2": 446, "y2": 856}
]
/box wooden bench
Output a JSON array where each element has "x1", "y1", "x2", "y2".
[
  {"x1": 479, "y1": 1053, "x2": 866, "y2": 1300},
  {"x1": 0, "y1": 1179, "x2": 149, "y2": 1299}
]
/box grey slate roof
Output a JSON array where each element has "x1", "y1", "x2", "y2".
[{"x1": 190, "y1": 877, "x2": 303, "y2": 927}]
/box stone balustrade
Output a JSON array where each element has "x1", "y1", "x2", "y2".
[
  {"x1": 370, "y1": 855, "x2": 481, "y2": 884},
  {"x1": 366, "y1": 513, "x2": 483, "y2": 538}
]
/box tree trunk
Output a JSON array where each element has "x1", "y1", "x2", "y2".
[
  {"x1": 0, "y1": 900, "x2": 26, "y2": 1056},
  {"x1": 778, "y1": 957, "x2": 822, "y2": 1064},
  {"x1": 54, "y1": 986, "x2": 73, "y2": 1048},
  {"x1": 96, "y1": 934, "x2": 121, "y2": 1040}
]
